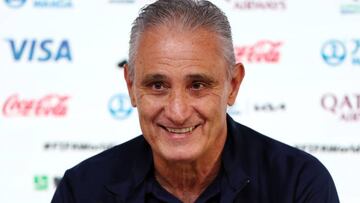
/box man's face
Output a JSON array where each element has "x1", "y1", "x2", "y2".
[{"x1": 125, "y1": 26, "x2": 243, "y2": 163}]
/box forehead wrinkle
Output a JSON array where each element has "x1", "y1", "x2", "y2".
[
  {"x1": 142, "y1": 57, "x2": 206, "y2": 73},
  {"x1": 152, "y1": 55, "x2": 204, "y2": 64}
]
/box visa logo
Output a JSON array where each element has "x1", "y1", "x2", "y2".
[{"x1": 7, "y1": 39, "x2": 72, "y2": 62}]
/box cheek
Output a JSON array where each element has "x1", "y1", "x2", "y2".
[
  {"x1": 193, "y1": 93, "x2": 227, "y2": 116},
  {"x1": 136, "y1": 94, "x2": 164, "y2": 117}
]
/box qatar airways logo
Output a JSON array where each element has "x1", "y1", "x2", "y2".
[
  {"x1": 321, "y1": 93, "x2": 360, "y2": 121},
  {"x1": 2, "y1": 94, "x2": 69, "y2": 117},
  {"x1": 234, "y1": 40, "x2": 282, "y2": 63},
  {"x1": 225, "y1": 0, "x2": 286, "y2": 10}
]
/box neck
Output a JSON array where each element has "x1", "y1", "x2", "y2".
[{"x1": 153, "y1": 142, "x2": 225, "y2": 203}]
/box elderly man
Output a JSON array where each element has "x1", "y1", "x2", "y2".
[{"x1": 52, "y1": 0, "x2": 339, "y2": 202}]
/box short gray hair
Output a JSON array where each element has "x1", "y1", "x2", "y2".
[{"x1": 128, "y1": 0, "x2": 235, "y2": 80}]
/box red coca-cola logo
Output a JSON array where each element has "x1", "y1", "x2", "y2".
[
  {"x1": 2, "y1": 94, "x2": 70, "y2": 117},
  {"x1": 225, "y1": 0, "x2": 287, "y2": 10},
  {"x1": 234, "y1": 40, "x2": 282, "y2": 63},
  {"x1": 321, "y1": 93, "x2": 360, "y2": 121}
]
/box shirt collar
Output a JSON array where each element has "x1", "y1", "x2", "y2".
[
  {"x1": 221, "y1": 114, "x2": 251, "y2": 191},
  {"x1": 132, "y1": 142, "x2": 153, "y2": 188}
]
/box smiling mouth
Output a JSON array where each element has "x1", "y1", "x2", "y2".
[
  {"x1": 166, "y1": 127, "x2": 194, "y2": 133},
  {"x1": 160, "y1": 125, "x2": 199, "y2": 134}
]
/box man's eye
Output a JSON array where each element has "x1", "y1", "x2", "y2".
[
  {"x1": 191, "y1": 82, "x2": 205, "y2": 90},
  {"x1": 151, "y1": 82, "x2": 165, "y2": 90}
]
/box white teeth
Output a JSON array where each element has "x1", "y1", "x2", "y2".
[{"x1": 166, "y1": 127, "x2": 194, "y2": 134}]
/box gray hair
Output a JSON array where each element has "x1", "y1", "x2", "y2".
[{"x1": 128, "y1": 0, "x2": 235, "y2": 80}]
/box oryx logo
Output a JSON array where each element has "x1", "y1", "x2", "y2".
[
  {"x1": 108, "y1": 94, "x2": 133, "y2": 120},
  {"x1": 321, "y1": 40, "x2": 347, "y2": 66},
  {"x1": 4, "y1": 0, "x2": 26, "y2": 8}
]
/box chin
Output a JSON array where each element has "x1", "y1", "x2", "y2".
[{"x1": 158, "y1": 146, "x2": 201, "y2": 163}]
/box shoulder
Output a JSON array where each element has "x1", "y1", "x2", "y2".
[
  {"x1": 52, "y1": 136, "x2": 150, "y2": 202},
  {"x1": 64, "y1": 135, "x2": 147, "y2": 186},
  {"x1": 230, "y1": 119, "x2": 322, "y2": 168},
  {"x1": 227, "y1": 117, "x2": 339, "y2": 202}
]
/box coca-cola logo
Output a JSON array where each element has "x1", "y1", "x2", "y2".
[
  {"x1": 2, "y1": 94, "x2": 70, "y2": 117},
  {"x1": 225, "y1": 0, "x2": 286, "y2": 10},
  {"x1": 321, "y1": 93, "x2": 360, "y2": 121},
  {"x1": 234, "y1": 40, "x2": 282, "y2": 63}
]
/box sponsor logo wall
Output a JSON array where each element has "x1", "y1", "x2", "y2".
[{"x1": 0, "y1": 0, "x2": 359, "y2": 202}]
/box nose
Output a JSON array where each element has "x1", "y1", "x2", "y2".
[{"x1": 164, "y1": 89, "x2": 191, "y2": 125}]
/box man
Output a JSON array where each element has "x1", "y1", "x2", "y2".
[{"x1": 52, "y1": 0, "x2": 339, "y2": 202}]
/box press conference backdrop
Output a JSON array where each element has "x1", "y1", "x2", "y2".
[{"x1": 0, "y1": 0, "x2": 359, "y2": 202}]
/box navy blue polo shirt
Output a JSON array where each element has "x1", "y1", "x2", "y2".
[
  {"x1": 52, "y1": 115, "x2": 339, "y2": 203},
  {"x1": 144, "y1": 166, "x2": 222, "y2": 202}
]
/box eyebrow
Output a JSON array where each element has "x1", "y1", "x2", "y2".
[
  {"x1": 185, "y1": 74, "x2": 216, "y2": 84},
  {"x1": 141, "y1": 74, "x2": 168, "y2": 85},
  {"x1": 140, "y1": 73, "x2": 217, "y2": 85}
]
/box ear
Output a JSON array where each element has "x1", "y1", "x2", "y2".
[
  {"x1": 227, "y1": 63, "x2": 245, "y2": 106},
  {"x1": 124, "y1": 64, "x2": 137, "y2": 107}
]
